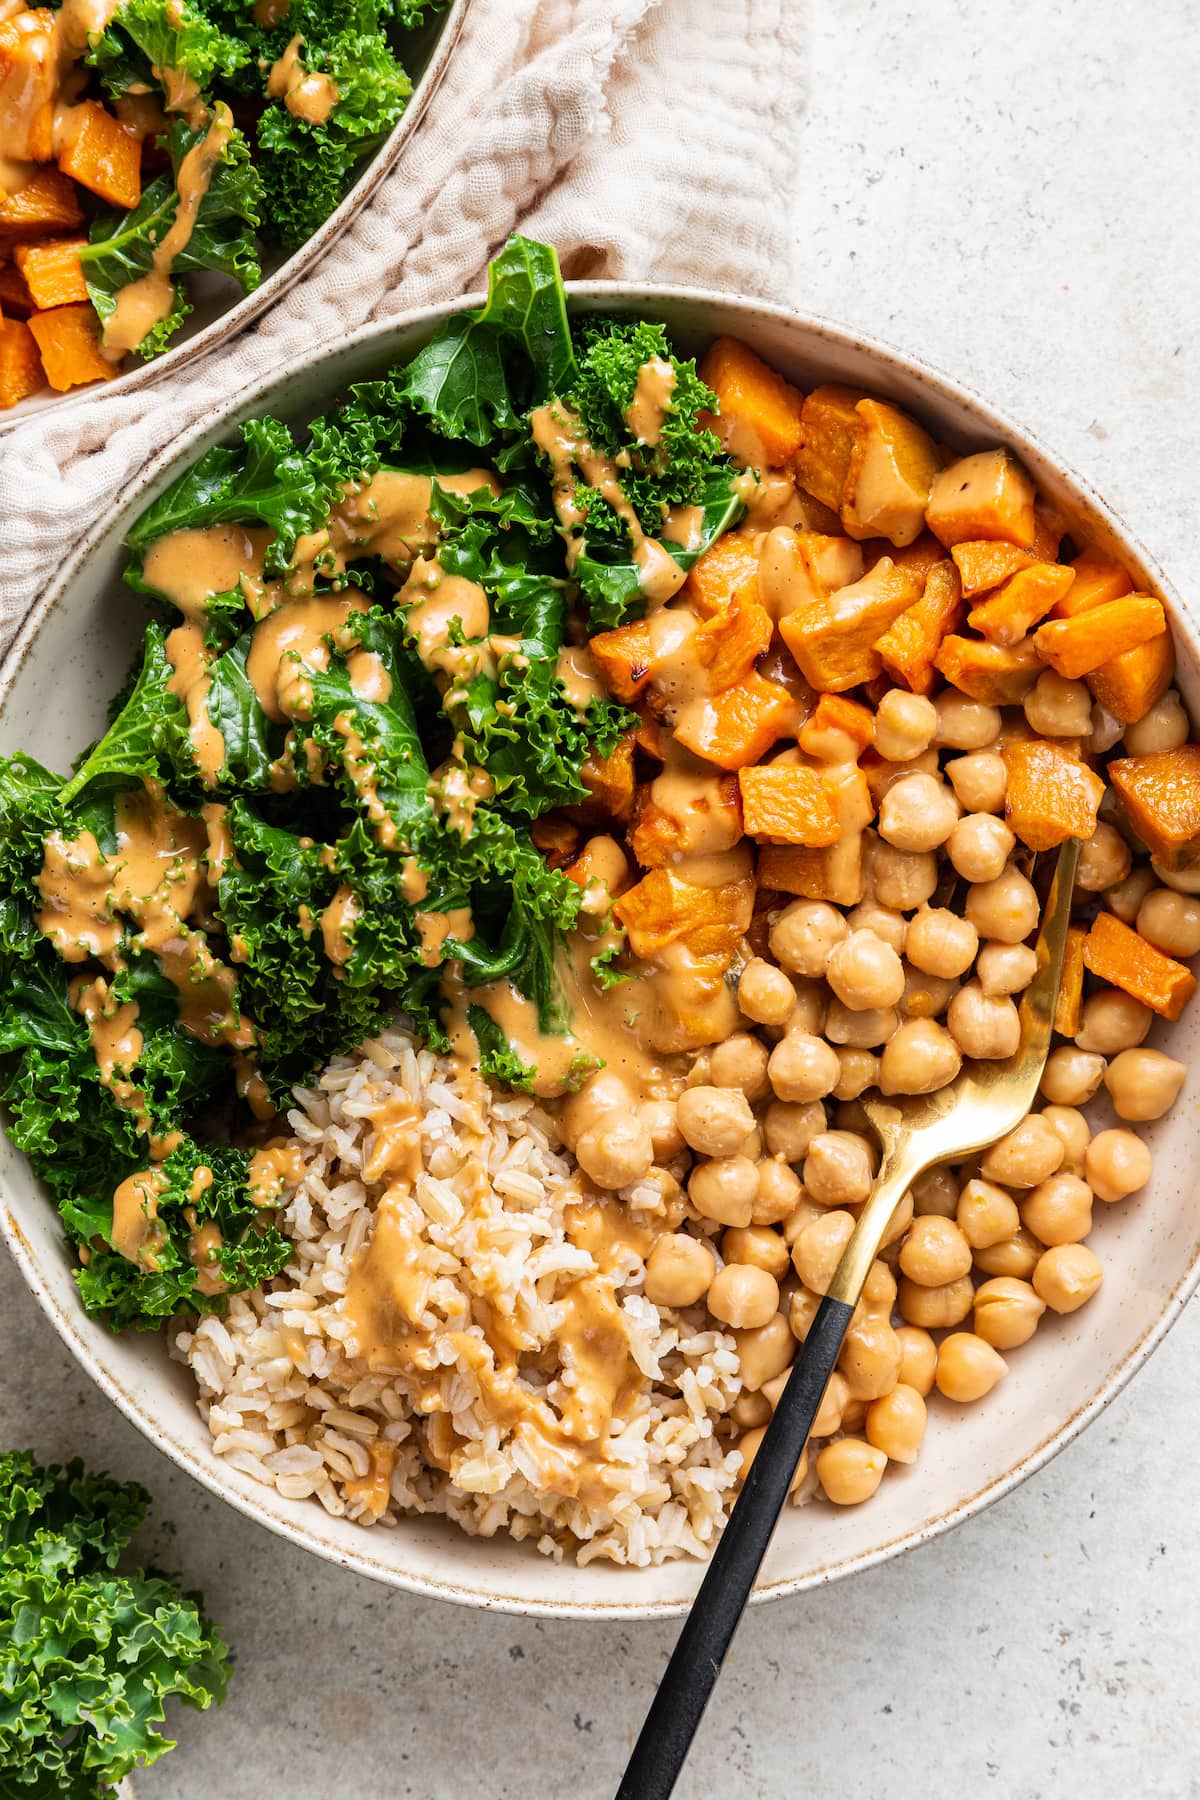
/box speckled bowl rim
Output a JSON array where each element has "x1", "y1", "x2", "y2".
[
  {"x1": 0, "y1": 0, "x2": 472, "y2": 434},
  {"x1": 2, "y1": 284, "x2": 1197, "y2": 1621}
]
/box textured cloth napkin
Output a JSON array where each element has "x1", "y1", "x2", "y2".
[{"x1": 0, "y1": 0, "x2": 805, "y2": 637}]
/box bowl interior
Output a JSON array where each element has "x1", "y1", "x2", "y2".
[{"x1": 3, "y1": 291, "x2": 1198, "y2": 1619}]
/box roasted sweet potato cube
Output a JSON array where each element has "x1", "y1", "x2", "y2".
[
  {"x1": 798, "y1": 692, "x2": 875, "y2": 759},
  {"x1": 795, "y1": 383, "x2": 868, "y2": 511},
  {"x1": 1031, "y1": 504, "x2": 1065, "y2": 562},
  {"x1": 0, "y1": 316, "x2": 44, "y2": 407},
  {"x1": 1107, "y1": 746, "x2": 1200, "y2": 869},
  {"x1": 738, "y1": 764, "x2": 841, "y2": 846},
  {"x1": 934, "y1": 634, "x2": 1041, "y2": 705},
  {"x1": 1002, "y1": 739, "x2": 1104, "y2": 850},
  {"x1": 13, "y1": 237, "x2": 89, "y2": 309},
  {"x1": 28, "y1": 303, "x2": 111, "y2": 392},
  {"x1": 967, "y1": 561, "x2": 1076, "y2": 647},
  {"x1": 756, "y1": 834, "x2": 865, "y2": 907},
  {"x1": 950, "y1": 540, "x2": 1037, "y2": 597},
  {"x1": 615, "y1": 867, "x2": 754, "y2": 961},
  {"x1": 680, "y1": 531, "x2": 760, "y2": 619},
  {"x1": 1054, "y1": 926, "x2": 1086, "y2": 1039},
  {"x1": 563, "y1": 832, "x2": 633, "y2": 898},
  {"x1": 1033, "y1": 596, "x2": 1166, "y2": 680},
  {"x1": 565, "y1": 731, "x2": 636, "y2": 827},
  {"x1": 1083, "y1": 910, "x2": 1197, "y2": 1022},
  {"x1": 778, "y1": 558, "x2": 921, "y2": 694},
  {"x1": 697, "y1": 336, "x2": 805, "y2": 468},
  {"x1": 1086, "y1": 630, "x2": 1175, "y2": 726},
  {"x1": 633, "y1": 703, "x2": 666, "y2": 759},
  {"x1": 530, "y1": 814, "x2": 581, "y2": 869},
  {"x1": 588, "y1": 617, "x2": 655, "y2": 703},
  {"x1": 694, "y1": 580, "x2": 773, "y2": 691},
  {"x1": 0, "y1": 260, "x2": 31, "y2": 316},
  {"x1": 0, "y1": 167, "x2": 84, "y2": 239},
  {"x1": 886, "y1": 530, "x2": 945, "y2": 584},
  {"x1": 841, "y1": 398, "x2": 942, "y2": 548},
  {"x1": 875, "y1": 559, "x2": 965, "y2": 695},
  {"x1": 673, "y1": 671, "x2": 797, "y2": 770},
  {"x1": 1054, "y1": 546, "x2": 1133, "y2": 618},
  {"x1": 925, "y1": 449, "x2": 1037, "y2": 549},
  {"x1": 757, "y1": 527, "x2": 864, "y2": 621},
  {"x1": 0, "y1": 11, "x2": 56, "y2": 162},
  {"x1": 56, "y1": 99, "x2": 142, "y2": 209},
  {"x1": 630, "y1": 768, "x2": 742, "y2": 867}
]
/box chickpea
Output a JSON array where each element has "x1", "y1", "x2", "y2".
[
  {"x1": 767, "y1": 1031, "x2": 840, "y2": 1104},
  {"x1": 881, "y1": 1187, "x2": 915, "y2": 1248},
  {"x1": 935, "y1": 1332, "x2": 1007, "y2": 1403},
  {"x1": 980, "y1": 1115, "x2": 1064, "y2": 1189},
  {"x1": 689, "y1": 1155, "x2": 758, "y2": 1227},
  {"x1": 788, "y1": 1284, "x2": 822, "y2": 1342},
  {"x1": 833, "y1": 1101, "x2": 879, "y2": 1148},
  {"x1": 971, "y1": 1227, "x2": 1042, "y2": 1280},
  {"x1": 912, "y1": 1165, "x2": 958, "y2": 1218},
  {"x1": 809, "y1": 1370, "x2": 849, "y2": 1437},
  {"x1": 1040, "y1": 1105, "x2": 1091, "y2": 1175},
  {"x1": 1136, "y1": 887, "x2": 1200, "y2": 960},
  {"x1": 1040, "y1": 1046, "x2": 1107, "y2": 1106},
  {"x1": 1104, "y1": 1047, "x2": 1187, "y2": 1122},
  {"x1": 895, "y1": 1325, "x2": 938, "y2": 1395},
  {"x1": 964, "y1": 865, "x2": 1039, "y2": 942},
  {"x1": 735, "y1": 1424, "x2": 776, "y2": 1483},
  {"x1": 1087, "y1": 704, "x2": 1124, "y2": 755},
  {"x1": 878, "y1": 1018, "x2": 962, "y2": 1096},
  {"x1": 640, "y1": 1101, "x2": 685, "y2": 1165},
  {"x1": 750, "y1": 1159, "x2": 801, "y2": 1228},
  {"x1": 824, "y1": 997, "x2": 899, "y2": 1048},
  {"x1": 1033, "y1": 1242, "x2": 1103, "y2": 1313},
  {"x1": 846, "y1": 901, "x2": 908, "y2": 954},
  {"x1": 976, "y1": 941, "x2": 1038, "y2": 997},
  {"x1": 1077, "y1": 822, "x2": 1131, "y2": 893},
  {"x1": 783, "y1": 978, "x2": 829, "y2": 1038},
  {"x1": 833, "y1": 1048, "x2": 880, "y2": 1101},
  {"x1": 878, "y1": 772, "x2": 959, "y2": 854},
  {"x1": 1023, "y1": 669, "x2": 1094, "y2": 737},
  {"x1": 803, "y1": 1132, "x2": 873, "y2": 1207},
  {"x1": 871, "y1": 842, "x2": 938, "y2": 911},
  {"x1": 708, "y1": 1033, "x2": 771, "y2": 1101},
  {"x1": 1075, "y1": 988, "x2": 1152, "y2": 1055},
  {"x1": 644, "y1": 1232, "x2": 716, "y2": 1308},
  {"x1": 763, "y1": 1100, "x2": 826, "y2": 1162},
  {"x1": 559, "y1": 1070, "x2": 628, "y2": 1146},
  {"x1": 768, "y1": 900, "x2": 848, "y2": 978},
  {"x1": 947, "y1": 981, "x2": 1021, "y2": 1059},
  {"x1": 722, "y1": 1224, "x2": 791, "y2": 1281},
  {"x1": 899, "y1": 964, "x2": 960, "y2": 1021},
  {"x1": 934, "y1": 690, "x2": 1000, "y2": 750},
  {"x1": 957, "y1": 1177, "x2": 1021, "y2": 1249},
  {"x1": 946, "y1": 750, "x2": 1007, "y2": 815},
  {"x1": 733, "y1": 1312, "x2": 795, "y2": 1389},
  {"x1": 899, "y1": 1214, "x2": 973, "y2": 1286},
  {"x1": 948, "y1": 813, "x2": 1016, "y2": 886},
  {"x1": 1085, "y1": 1128, "x2": 1152, "y2": 1204},
  {"x1": 791, "y1": 1209, "x2": 856, "y2": 1293},
  {"x1": 898, "y1": 1272, "x2": 974, "y2": 1329},
  {"x1": 1152, "y1": 859, "x2": 1200, "y2": 897},
  {"x1": 737, "y1": 956, "x2": 797, "y2": 1027},
  {"x1": 575, "y1": 1115, "x2": 654, "y2": 1190},
  {"x1": 1122, "y1": 689, "x2": 1189, "y2": 756},
  {"x1": 875, "y1": 688, "x2": 938, "y2": 762},
  {"x1": 972, "y1": 1275, "x2": 1045, "y2": 1349},
  {"x1": 839, "y1": 1316, "x2": 903, "y2": 1401},
  {"x1": 707, "y1": 1262, "x2": 780, "y2": 1330},
  {"x1": 826, "y1": 930, "x2": 906, "y2": 1013},
  {"x1": 905, "y1": 906, "x2": 979, "y2": 981},
  {"x1": 861, "y1": 1257, "x2": 897, "y2": 1316},
  {"x1": 1104, "y1": 863, "x2": 1158, "y2": 924},
  {"x1": 866, "y1": 1383, "x2": 927, "y2": 1464},
  {"x1": 817, "y1": 1438, "x2": 887, "y2": 1505},
  {"x1": 676, "y1": 1085, "x2": 756, "y2": 1157},
  {"x1": 732, "y1": 1389, "x2": 772, "y2": 1429},
  {"x1": 1020, "y1": 1173, "x2": 1093, "y2": 1247}
]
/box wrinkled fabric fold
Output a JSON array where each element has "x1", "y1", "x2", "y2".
[{"x1": 0, "y1": 0, "x2": 805, "y2": 640}]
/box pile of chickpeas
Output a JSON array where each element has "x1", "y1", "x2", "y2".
[{"x1": 561, "y1": 674, "x2": 1196, "y2": 1510}]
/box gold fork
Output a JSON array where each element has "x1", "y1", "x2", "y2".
[{"x1": 617, "y1": 837, "x2": 1081, "y2": 1800}]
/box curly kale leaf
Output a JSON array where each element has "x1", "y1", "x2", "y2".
[
  {"x1": 574, "y1": 462, "x2": 745, "y2": 631},
  {"x1": 393, "y1": 0, "x2": 452, "y2": 23},
  {"x1": 80, "y1": 112, "x2": 262, "y2": 361},
  {"x1": 88, "y1": 0, "x2": 249, "y2": 100},
  {"x1": 0, "y1": 1451, "x2": 230, "y2": 1795},
  {"x1": 60, "y1": 627, "x2": 185, "y2": 805}
]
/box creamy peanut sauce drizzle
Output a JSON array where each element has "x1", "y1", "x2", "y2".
[
  {"x1": 266, "y1": 33, "x2": 338, "y2": 125},
  {"x1": 143, "y1": 525, "x2": 279, "y2": 622},
  {"x1": 247, "y1": 1142, "x2": 305, "y2": 1205},
  {"x1": 319, "y1": 883, "x2": 360, "y2": 966},
  {"x1": 624, "y1": 357, "x2": 676, "y2": 447},
  {"x1": 165, "y1": 620, "x2": 227, "y2": 784},
  {"x1": 554, "y1": 645, "x2": 604, "y2": 713},
  {"x1": 110, "y1": 1167, "x2": 168, "y2": 1269}
]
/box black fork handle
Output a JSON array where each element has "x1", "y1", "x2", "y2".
[{"x1": 615, "y1": 1293, "x2": 854, "y2": 1800}]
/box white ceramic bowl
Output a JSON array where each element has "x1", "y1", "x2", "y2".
[
  {"x1": 0, "y1": 0, "x2": 471, "y2": 430},
  {"x1": 2, "y1": 288, "x2": 1197, "y2": 1620}
]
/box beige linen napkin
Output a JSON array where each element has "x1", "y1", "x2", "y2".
[{"x1": 0, "y1": 0, "x2": 805, "y2": 639}]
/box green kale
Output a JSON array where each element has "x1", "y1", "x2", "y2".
[
  {"x1": 88, "y1": 0, "x2": 249, "y2": 101},
  {"x1": 0, "y1": 1450, "x2": 230, "y2": 1794},
  {"x1": 80, "y1": 113, "x2": 263, "y2": 361},
  {"x1": 60, "y1": 626, "x2": 185, "y2": 805}
]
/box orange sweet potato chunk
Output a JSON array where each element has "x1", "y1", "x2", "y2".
[
  {"x1": 1002, "y1": 739, "x2": 1104, "y2": 850},
  {"x1": 1033, "y1": 595, "x2": 1166, "y2": 681},
  {"x1": 615, "y1": 867, "x2": 754, "y2": 961},
  {"x1": 798, "y1": 692, "x2": 875, "y2": 757},
  {"x1": 680, "y1": 531, "x2": 760, "y2": 619},
  {"x1": 1082, "y1": 910, "x2": 1197, "y2": 1022},
  {"x1": 0, "y1": 316, "x2": 44, "y2": 407},
  {"x1": 795, "y1": 383, "x2": 868, "y2": 511},
  {"x1": 588, "y1": 617, "x2": 655, "y2": 703},
  {"x1": 531, "y1": 814, "x2": 581, "y2": 870},
  {"x1": 27, "y1": 303, "x2": 111, "y2": 392},
  {"x1": 0, "y1": 260, "x2": 32, "y2": 316},
  {"x1": 631, "y1": 772, "x2": 743, "y2": 867},
  {"x1": 0, "y1": 167, "x2": 84, "y2": 239},
  {"x1": 1053, "y1": 547, "x2": 1132, "y2": 618},
  {"x1": 1086, "y1": 630, "x2": 1175, "y2": 726},
  {"x1": 968, "y1": 561, "x2": 1076, "y2": 647},
  {"x1": 697, "y1": 336, "x2": 805, "y2": 468},
  {"x1": 565, "y1": 732, "x2": 636, "y2": 827},
  {"x1": 0, "y1": 11, "x2": 56, "y2": 161},
  {"x1": 738, "y1": 764, "x2": 841, "y2": 846},
  {"x1": 840, "y1": 398, "x2": 942, "y2": 548},
  {"x1": 673, "y1": 671, "x2": 797, "y2": 770},
  {"x1": 1107, "y1": 746, "x2": 1200, "y2": 869},
  {"x1": 926, "y1": 449, "x2": 1037, "y2": 549},
  {"x1": 778, "y1": 559, "x2": 921, "y2": 693},
  {"x1": 934, "y1": 634, "x2": 1041, "y2": 705},
  {"x1": 875, "y1": 559, "x2": 965, "y2": 695},
  {"x1": 13, "y1": 237, "x2": 89, "y2": 309},
  {"x1": 694, "y1": 579, "x2": 773, "y2": 691},
  {"x1": 1054, "y1": 925, "x2": 1086, "y2": 1038},
  {"x1": 56, "y1": 99, "x2": 142, "y2": 209},
  {"x1": 950, "y1": 540, "x2": 1037, "y2": 597}
]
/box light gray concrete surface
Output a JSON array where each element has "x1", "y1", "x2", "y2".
[{"x1": 4, "y1": 0, "x2": 1200, "y2": 1794}]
